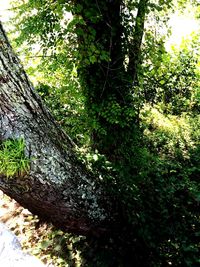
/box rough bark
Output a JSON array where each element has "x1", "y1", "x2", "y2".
[{"x1": 0, "y1": 22, "x2": 115, "y2": 236}]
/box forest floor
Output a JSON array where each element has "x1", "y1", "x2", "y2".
[
  {"x1": 0, "y1": 190, "x2": 85, "y2": 267},
  {"x1": 0, "y1": 190, "x2": 148, "y2": 267}
]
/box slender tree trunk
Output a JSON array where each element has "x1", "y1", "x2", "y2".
[
  {"x1": 127, "y1": 0, "x2": 149, "y2": 84},
  {"x1": 74, "y1": 0, "x2": 135, "y2": 160},
  {"x1": 73, "y1": 0, "x2": 148, "y2": 161},
  {"x1": 0, "y1": 22, "x2": 116, "y2": 236}
]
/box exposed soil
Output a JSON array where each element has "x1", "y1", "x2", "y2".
[{"x1": 0, "y1": 190, "x2": 84, "y2": 267}]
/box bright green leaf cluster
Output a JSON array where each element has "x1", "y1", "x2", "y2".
[{"x1": 0, "y1": 138, "x2": 30, "y2": 177}]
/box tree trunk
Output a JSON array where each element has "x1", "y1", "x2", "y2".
[
  {"x1": 127, "y1": 0, "x2": 149, "y2": 83},
  {"x1": 0, "y1": 22, "x2": 116, "y2": 236},
  {"x1": 73, "y1": 0, "x2": 136, "y2": 160}
]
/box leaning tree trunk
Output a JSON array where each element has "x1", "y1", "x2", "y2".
[{"x1": 0, "y1": 21, "x2": 116, "y2": 236}]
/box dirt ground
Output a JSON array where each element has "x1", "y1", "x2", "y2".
[{"x1": 0, "y1": 190, "x2": 83, "y2": 267}]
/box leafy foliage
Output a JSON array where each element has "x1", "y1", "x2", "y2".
[
  {"x1": 140, "y1": 34, "x2": 200, "y2": 114},
  {"x1": 4, "y1": 0, "x2": 200, "y2": 266}
]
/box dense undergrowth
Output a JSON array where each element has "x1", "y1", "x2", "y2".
[{"x1": 1, "y1": 105, "x2": 199, "y2": 267}]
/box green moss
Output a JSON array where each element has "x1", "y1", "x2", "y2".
[{"x1": 0, "y1": 138, "x2": 30, "y2": 177}]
